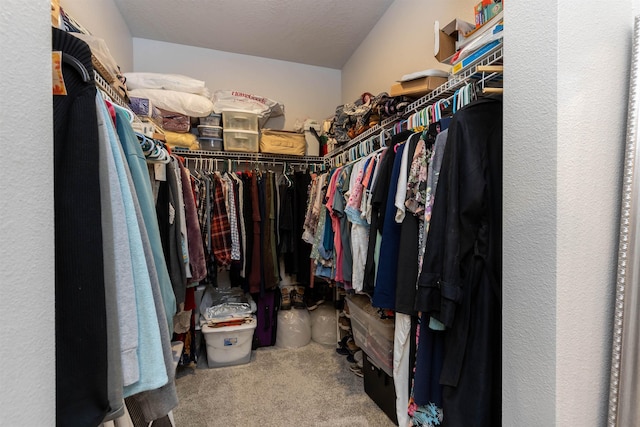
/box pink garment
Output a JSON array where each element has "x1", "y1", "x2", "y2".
[
  {"x1": 346, "y1": 164, "x2": 365, "y2": 210},
  {"x1": 325, "y1": 169, "x2": 343, "y2": 282}
]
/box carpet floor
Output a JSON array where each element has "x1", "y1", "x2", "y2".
[{"x1": 173, "y1": 341, "x2": 397, "y2": 427}]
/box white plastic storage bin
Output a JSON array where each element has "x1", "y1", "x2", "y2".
[
  {"x1": 198, "y1": 125, "x2": 223, "y2": 138},
  {"x1": 222, "y1": 109, "x2": 259, "y2": 132},
  {"x1": 202, "y1": 317, "x2": 256, "y2": 368},
  {"x1": 199, "y1": 137, "x2": 223, "y2": 151},
  {"x1": 346, "y1": 295, "x2": 395, "y2": 376},
  {"x1": 223, "y1": 130, "x2": 259, "y2": 152},
  {"x1": 199, "y1": 113, "x2": 222, "y2": 126}
]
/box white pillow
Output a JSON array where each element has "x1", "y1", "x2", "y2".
[
  {"x1": 124, "y1": 72, "x2": 209, "y2": 96},
  {"x1": 399, "y1": 69, "x2": 449, "y2": 82},
  {"x1": 129, "y1": 88, "x2": 214, "y2": 117}
]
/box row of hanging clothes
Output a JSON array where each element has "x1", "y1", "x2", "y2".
[
  {"x1": 183, "y1": 158, "x2": 322, "y2": 295},
  {"x1": 316, "y1": 82, "x2": 502, "y2": 427},
  {"x1": 54, "y1": 27, "x2": 186, "y2": 427},
  {"x1": 54, "y1": 27, "x2": 327, "y2": 427}
]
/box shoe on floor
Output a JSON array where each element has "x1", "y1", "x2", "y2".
[
  {"x1": 343, "y1": 303, "x2": 351, "y2": 318},
  {"x1": 305, "y1": 295, "x2": 325, "y2": 311},
  {"x1": 338, "y1": 317, "x2": 351, "y2": 331},
  {"x1": 345, "y1": 336, "x2": 359, "y2": 352},
  {"x1": 280, "y1": 286, "x2": 292, "y2": 310},
  {"x1": 349, "y1": 364, "x2": 364, "y2": 378},
  {"x1": 292, "y1": 285, "x2": 306, "y2": 309},
  {"x1": 335, "y1": 346, "x2": 350, "y2": 356},
  {"x1": 353, "y1": 350, "x2": 363, "y2": 367}
]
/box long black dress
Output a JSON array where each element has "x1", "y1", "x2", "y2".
[{"x1": 414, "y1": 96, "x2": 503, "y2": 427}]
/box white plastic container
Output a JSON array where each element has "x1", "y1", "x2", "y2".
[
  {"x1": 223, "y1": 130, "x2": 259, "y2": 152},
  {"x1": 202, "y1": 316, "x2": 256, "y2": 368},
  {"x1": 346, "y1": 295, "x2": 395, "y2": 376},
  {"x1": 222, "y1": 109, "x2": 259, "y2": 132}
]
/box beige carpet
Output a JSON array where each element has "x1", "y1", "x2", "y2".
[{"x1": 173, "y1": 341, "x2": 397, "y2": 427}]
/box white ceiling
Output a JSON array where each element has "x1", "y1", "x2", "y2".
[{"x1": 113, "y1": 0, "x2": 395, "y2": 69}]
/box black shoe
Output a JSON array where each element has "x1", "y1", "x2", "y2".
[{"x1": 336, "y1": 347, "x2": 350, "y2": 356}]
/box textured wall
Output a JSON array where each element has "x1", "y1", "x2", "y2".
[
  {"x1": 556, "y1": 1, "x2": 629, "y2": 424},
  {"x1": 504, "y1": 1, "x2": 631, "y2": 425},
  {"x1": 133, "y1": 38, "x2": 342, "y2": 129},
  {"x1": 0, "y1": 1, "x2": 55, "y2": 424},
  {"x1": 62, "y1": 0, "x2": 133, "y2": 71},
  {"x1": 341, "y1": 0, "x2": 477, "y2": 103},
  {"x1": 502, "y1": 2, "x2": 558, "y2": 424}
]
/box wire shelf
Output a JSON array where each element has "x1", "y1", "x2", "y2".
[
  {"x1": 177, "y1": 150, "x2": 327, "y2": 164},
  {"x1": 325, "y1": 42, "x2": 503, "y2": 162},
  {"x1": 94, "y1": 70, "x2": 128, "y2": 108}
]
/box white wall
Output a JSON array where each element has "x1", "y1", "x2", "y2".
[
  {"x1": 555, "y1": 1, "x2": 629, "y2": 424},
  {"x1": 61, "y1": 0, "x2": 133, "y2": 72},
  {"x1": 341, "y1": 0, "x2": 477, "y2": 103},
  {"x1": 504, "y1": 0, "x2": 631, "y2": 425},
  {"x1": 133, "y1": 38, "x2": 341, "y2": 130},
  {"x1": 502, "y1": 2, "x2": 558, "y2": 424},
  {"x1": 0, "y1": 1, "x2": 55, "y2": 425}
]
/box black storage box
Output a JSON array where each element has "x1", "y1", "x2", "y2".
[{"x1": 364, "y1": 353, "x2": 398, "y2": 425}]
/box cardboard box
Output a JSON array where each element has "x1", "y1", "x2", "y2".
[
  {"x1": 390, "y1": 76, "x2": 448, "y2": 98},
  {"x1": 434, "y1": 18, "x2": 476, "y2": 63}
]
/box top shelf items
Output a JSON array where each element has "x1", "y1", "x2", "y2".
[{"x1": 325, "y1": 41, "x2": 503, "y2": 163}]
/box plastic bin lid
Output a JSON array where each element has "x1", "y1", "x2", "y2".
[
  {"x1": 221, "y1": 108, "x2": 260, "y2": 115},
  {"x1": 201, "y1": 316, "x2": 256, "y2": 333}
]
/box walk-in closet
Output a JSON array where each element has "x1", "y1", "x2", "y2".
[{"x1": 1, "y1": 1, "x2": 634, "y2": 427}]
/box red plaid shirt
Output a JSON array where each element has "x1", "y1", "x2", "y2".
[{"x1": 211, "y1": 173, "x2": 232, "y2": 267}]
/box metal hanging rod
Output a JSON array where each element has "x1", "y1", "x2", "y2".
[{"x1": 184, "y1": 156, "x2": 327, "y2": 173}]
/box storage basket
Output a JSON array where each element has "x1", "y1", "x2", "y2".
[{"x1": 260, "y1": 129, "x2": 306, "y2": 156}]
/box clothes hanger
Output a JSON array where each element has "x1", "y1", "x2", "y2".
[
  {"x1": 61, "y1": 52, "x2": 91, "y2": 83},
  {"x1": 111, "y1": 102, "x2": 135, "y2": 124},
  {"x1": 136, "y1": 132, "x2": 153, "y2": 153},
  {"x1": 282, "y1": 163, "x2": 293, "y2": 187}
]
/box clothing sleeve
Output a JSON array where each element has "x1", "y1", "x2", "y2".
[
  {"x1": 414, "y1": 112, "x2": 485, "y2": 328},
  {"x1": 394, "y1": 135, "x2": 413, "y2": 223}
]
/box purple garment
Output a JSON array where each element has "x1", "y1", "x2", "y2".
[{"x1": 177, "y1": 159, "x2": 207, "y2": 283}]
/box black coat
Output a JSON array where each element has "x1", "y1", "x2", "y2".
[
  {"x1": 414, "y1": 96, "x2": 502, "y2": 427},
  {"x1": 53, "y1": 28, "x2": 109, "y2": 426}
]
